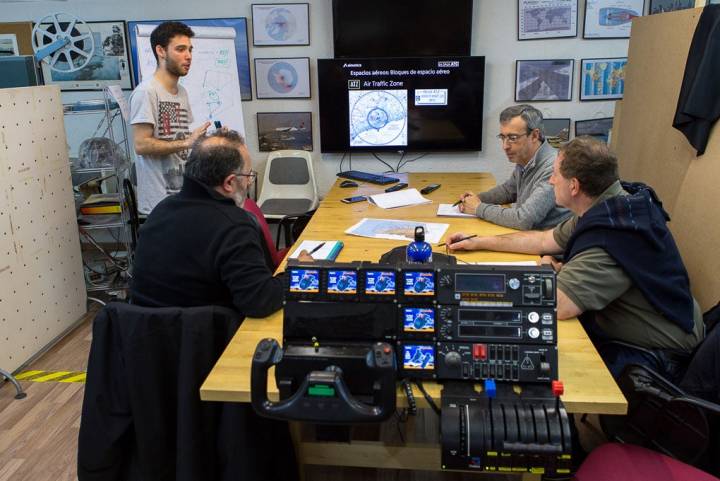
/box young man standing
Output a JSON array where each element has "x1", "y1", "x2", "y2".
[{"x1": 129, "y1": 21, "x2": 211, "y2": 214}]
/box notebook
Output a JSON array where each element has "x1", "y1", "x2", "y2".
[
  {"x1": 368, "y1": 188, "x2": 432, "y2": 209},
  {"x1": 289, "y1": 240, "x2": 344, "y2": 261},
  {"x1": 436, "y1": 203, "x2": 474, "y2": 218}
]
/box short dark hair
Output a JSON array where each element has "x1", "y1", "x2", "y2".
[
  {"x1": 150, "y1": 21, "x2": 194, "y2": 63},
  {"x1": 499, "y1": 104, "x2": 544, "y2": 141},
  {"x1": 184, "y1": 130, "x2": 247, "y2": 187},
  {"x1": 558, "y1": 136, "x2": 619, "y2": 197}
]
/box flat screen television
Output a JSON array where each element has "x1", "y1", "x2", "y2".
[
  {"x1": 332, "y1": 0, "x2": 473, "y2": 58},
  {"x1": 317, "y1": 56, "x2": 485, "y2": 153}
]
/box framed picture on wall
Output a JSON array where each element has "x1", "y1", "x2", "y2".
[
  {"x1": 575, "y1": 117, "x2": 614, "y2": 142},
  {"x1": 128, "y1": 18, "x2": 253, "y2": 100},
  {"x1": 580, "y1": 58, "x2": 627, "y2": 100},
  {"x1": 543, "y1": 118, "x2": 571, "y2": 148},
  {"x1": 252, "y1": 3, "x2": 310, "y2": 46},
  {"x1": 518, "y1": 0, "x2": 578, "y2": 40},
  {"x1": 36, "y1": 20, "x2": 133, "y2": 91},
  {"x1": 257, "y1": 112, "x2": 313, "y2": 151},
  {"x1": 254, "y1": 57, "x2": 311, "y2": 99},
  {"x1": 649, "y1": 0, "x2": 695, "y2": 14},
  {"x1": 584, "y1": 0, "x2": 646, "y2": 39},
  {"x1": 0, "y1": 22, "x2": 35, "y2": 56},
  {"x1": 515, "y1": 59, "x2": 574, "y2": 101}
]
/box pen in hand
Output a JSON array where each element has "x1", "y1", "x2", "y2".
[
  {"x1": 308, "y1": 242, "x2": 326, "y2": 255},
  {"x1": 452, "y1": 194, "x2": 470, "y2": 207},
  {"x1": 437, "y1": 234, "x2": 477, "y2": 248}
]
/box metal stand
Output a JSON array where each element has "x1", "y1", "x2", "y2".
[{"x1": 0, "y1": 368, "x2": 27, "y2": 400}]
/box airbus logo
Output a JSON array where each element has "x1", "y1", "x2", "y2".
[
  {"x1": 438, "y1": 61, "x2": 460, "y2": 67},
  {"x1": 343, "y1": 63, "x2": 362, "y2": 67}
]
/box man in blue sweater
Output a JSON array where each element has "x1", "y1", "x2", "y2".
[
  {"x1": 457, "y1": 105, "x2": 571, "y2": 230},
  {"x1": 448, "y1": 136, "x2": 704, "y2": 380}
]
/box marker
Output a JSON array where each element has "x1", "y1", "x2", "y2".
[
  {"x1": 308, "y1": 242, "x2": 326, "y2": 255},
  {"x1": 437, "y1": 234, "x2": 477, "y2": 248}
]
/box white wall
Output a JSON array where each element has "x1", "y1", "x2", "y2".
[{"x1": 3, "y1": 0, "x2": 632, "y2": 197}]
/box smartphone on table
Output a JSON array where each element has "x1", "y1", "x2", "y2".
[
  {"x1": 341, "y1": 195, "x2": 367, "y2": 204},
  {"x1": 420, "y1": 183, "x2": 441, "y2": 194}
]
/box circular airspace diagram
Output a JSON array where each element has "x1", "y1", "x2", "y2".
[
  {"x1": 267, "y1": 62, "x2": 298, "y2": 94},
  {"x1": 349, "y1": 90, "x2": 407, "y2": 146},
  {"x1": 265, "y1": 8, "x2": 297, "y2": 41}
]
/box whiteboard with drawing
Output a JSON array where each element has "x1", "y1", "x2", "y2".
[{"x1": 135, "y1": 24, "x2": 245, "y2": 136}]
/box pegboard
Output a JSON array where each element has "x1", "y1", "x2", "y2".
[{"x1": 0, "y1": 86, "x2": 86, "y2": 374}]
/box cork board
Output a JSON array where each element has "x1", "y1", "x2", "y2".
[
  {"x1": 0, "y1": 86, "x2": 87, "y2": 373},
  {"x1": 613, "y1": 8, "x2": 719, "y2": 310}
]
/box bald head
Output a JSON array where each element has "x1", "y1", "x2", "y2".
[{"x1": 184, "y1": 130, "x2": 248, "y2": 187}]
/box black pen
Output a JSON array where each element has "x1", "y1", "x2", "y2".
[
  {"x1": 452, "y1": 194, "x2": 470, "y2": 207},
  {"x1": 308, "y1": 242, "x2": 326, "y2": 255},
  {"x1": 438, "y1": 234, "x2": 477, "y2": 248}
]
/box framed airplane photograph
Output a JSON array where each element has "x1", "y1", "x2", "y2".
[{"x1": 257, "y1": 111, "x2": 313, "y2": 151}]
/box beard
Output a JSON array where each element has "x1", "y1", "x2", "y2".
[
  {"x1": 166, "y1": 57, "x2": 188, "y2": 77},
  {"x1": 231, "y1": 186, "x2": 248, "y2": 208}
]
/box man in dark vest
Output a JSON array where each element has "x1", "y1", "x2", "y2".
[{"x1": 447, "y1": 136, "x2": 704, "y2": 381}]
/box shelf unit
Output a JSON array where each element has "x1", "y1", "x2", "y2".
[{"x1": 64, "y1": 89, "x2": 133, "y2": 297}]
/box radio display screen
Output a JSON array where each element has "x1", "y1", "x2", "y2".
[
  {"x1": 327, "y1": 270, "x2": 357, "y2": 294},
  {"x1": 458, "y1": 309, "x2": 522, "y2": 323},
  {"x1": 365, "y1": 270, "x2": 396, "y2": 295},
  {"x1": 403, "y1": 271, "x2": 435, "y2": 296},
  {"x1": 455, "y1": 273, "x2": 506, "y2": 293},
  {"x1": 458, "y1": 325, "x2": 522, "y2": 339},
  {"x1": 402, "y1": 344, "x2": 435, "y2": 370},
  {"x1": 403, "y1": 307, "x2": 435, "y2": 333},
  {"x1": 289, "y1": 269, "x2": 320, "y2": 293}
]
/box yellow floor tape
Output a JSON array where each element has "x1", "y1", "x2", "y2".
[{"x1": 14, "y1": 370, "x2": 86, "y2": 383}]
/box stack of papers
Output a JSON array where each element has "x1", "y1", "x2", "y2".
[
  {"x1": 368, "y1": 188, "x2": 431, "y2": 209},
  {"x1": 436, "y1": 203, "x2": 475, "y2": 218}
]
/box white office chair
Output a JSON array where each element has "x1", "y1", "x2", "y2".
[{"x1": 257, "y1": 150, "x2": 319, "y2": 221}]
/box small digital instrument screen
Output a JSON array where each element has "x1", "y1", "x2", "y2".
[
  {"x1": 458, "y1": 309, "x2": 522, "y2": 323},
  {"x1": 403, "y1": 271, "x2": 435, "y2": 296},
  {"x1": 365, "y1": 270, "x2": 396, "y2": 295},
  {"x1": 327, "y1": 270, "x2": 357, "y2": 294},
  {"x1": 288, "y1": 269, "x2": 320, "y2": 293},
  {"x1": 455, "y1": 273, "x2": 506, "y2": 293},
  {"x1": 403, "y1": 307, "x2": 435, "y2": 333},
  {"x1": 402, "y1": 344, "x2": 435, "y2": 370},
  {"x1": 458, "y1": 325, "x2": 522, "y2": 339}
]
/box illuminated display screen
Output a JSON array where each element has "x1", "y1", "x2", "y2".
[
  {"x1": 455, "y1": 273, "x2": 506, "y2": 293},
  {"x1": 327, "y1": 270, "x2": 357, "y2": 294},
  {"x1": 288, "y1": 269, "x2": 320, "y2": 293},
  {"x1": 365, "y1": 271, "x2": 396, "y2": 295},
  {"x1": 403, "y1": 307, "x2": 435, "y2": 333},
  {"x1": 402, "y1": 344, "x2": 435, "y2": 370},
  {"x1": 403, "y1": 271, "x2": 435, "y2": 296},
  {"x1": 458, "y1": 325, "x2": 521, "y2": 339}
]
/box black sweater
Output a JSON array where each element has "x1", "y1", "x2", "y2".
[
  {"x1": 130, "y1": 177, "x2": 284, "y2": 318},
  {"x1": 564, "y1": 182, "x2": 694, "y2": 333}
]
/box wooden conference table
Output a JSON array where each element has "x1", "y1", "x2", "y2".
[{"x1": 201, "y1": 172, "x2": 627, "y2": 473}]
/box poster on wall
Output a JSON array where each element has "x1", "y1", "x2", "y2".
[
  {"x1": 251, "y1": 3, "x2": 310, "y2": 46},
  {"x1": 254, "y1": 57, "x2": 311, "y2": 99},
  {"x1": 543, "y1": 118, "x2": 571, "y2": 147},
  {"x1": 257, "y1": 112, "x2": 313, "y2": 151},
  {"x1": 580, "y1": 57, "x2": 627, "y2": 100},
  {"x1": 576, "y1": 117, "x2": 614, "y2": 142},
  {"x1": 128, "y1": 18, "x2": 253, "y2": 100},
  {"x1": 37, "y1": 20, "x2": 133, "y2": 90},
  {"x1": 518, "y1": 0, "x2": 578, "y2": 40},
  {"x1": 649, "y1": 0, "x2": 695, "y2": 14},
  {"x1": 584, "y1": 0, "x2": 646, "y2": 38},
  {"x1": 0, "y1": 22, "x2": 34, "y2": 56},
  {"x1": 515, "y1": 59, "x2": 574, "y2": 101}
]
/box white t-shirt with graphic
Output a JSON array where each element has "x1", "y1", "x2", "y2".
[{"x1": 129, "y1": 78, "x2": 194, "y2": 214}]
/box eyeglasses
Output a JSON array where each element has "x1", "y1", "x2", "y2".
[
  {"x1": 233, "y1": 170, "x2": 257, "y2": 181},
  {"x1": 496, "y1": 133, "x2": 530, "y2": 144}
]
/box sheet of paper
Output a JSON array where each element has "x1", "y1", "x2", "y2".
[
  {"x1": 437, "y1": 203, "x2": 475, "y2": 218},
  {"x1": 368, "y1": 188, "x2": 432, "y2": 209},
  {"x1": 345, "y1": 218, "x2": 449, "y2": 244},
  {"x1": 289, "y1": 240, "x2": 341, "y2": 260}
]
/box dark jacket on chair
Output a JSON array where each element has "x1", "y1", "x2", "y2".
[{"x1": 77, "y1": 302, "x2": 297, "y2": 481}]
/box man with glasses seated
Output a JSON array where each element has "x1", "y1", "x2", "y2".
[
  {"x1": 456, "y1": 104, "x2": 571, "y2": 230},
  {"x1": 131, "y1": 129, "x2": 313, "y2": 314}
]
